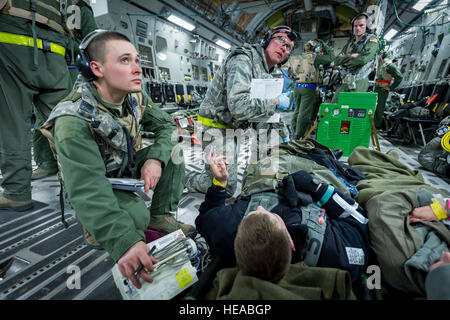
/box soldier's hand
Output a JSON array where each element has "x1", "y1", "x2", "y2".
[
  {"x1": 382, "y1": 87, "x2": 391, "y2": 92},
  {"x1": 117, "y1": 241, "x2": 159, "y2": 289},
  {"x1": 209, "y1": 155, "x2": 229, "y2": 185},
  {"x1": 140, "y1": 158, "x2": 163, "y2": 193},
  {"x1": 349, "y1": 53, "x2": 360, "y2": 59}
]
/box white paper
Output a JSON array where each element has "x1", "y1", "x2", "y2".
[
  {"x1": 250, "y1": 78, "x2": 284, "y2": 100},
  {"x1": 112, "y1": 230, "x2": 199, "y2": 300}
]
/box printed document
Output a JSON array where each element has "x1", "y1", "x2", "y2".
[{"x1": 250, "y1": 78, "x2": 283, "y2": 100}]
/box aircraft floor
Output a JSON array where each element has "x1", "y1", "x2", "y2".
[{"x1": 0, "y1": 130, "x2": 449, "y2": 300}]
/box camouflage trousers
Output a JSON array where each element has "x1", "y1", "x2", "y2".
[{"x1": 184, "y1": 122, "x2": 284, "y2": 198}]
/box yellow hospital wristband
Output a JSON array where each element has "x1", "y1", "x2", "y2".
[
  {"x1": 430, "y1": 199, "x2": 447, "y2": 220},
  {"x1": 213, "y1": 177, "x2": 227, "y2": 188}
]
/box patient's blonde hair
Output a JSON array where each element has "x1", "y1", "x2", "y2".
[{"x1": 234, "y1": 212, "x2": 292, "y2": 283}]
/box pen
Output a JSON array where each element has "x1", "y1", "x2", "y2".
[{"x1": 133, "y1": 245, "x2": 157, "y2": 278}]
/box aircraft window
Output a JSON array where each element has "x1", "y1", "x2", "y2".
[
  {"x1": 156, "y1": 36, "x2": 168, "y2": 61},
  {"x1": 136, "y1": 20, "x2": 148, "y2": 38},
  {"x1": 192, "y1": 65, "x2": 199, "y2": 80},
  {"x1": 186, "y1": 85, "x2": 194, "y2": 94}
]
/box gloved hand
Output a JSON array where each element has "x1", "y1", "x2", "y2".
[{"x1": 277, "y1": 93, "x2": 290, "y2": 111}]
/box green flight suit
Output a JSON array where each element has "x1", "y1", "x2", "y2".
[
  {"x1": 47, "y1": 84, "x2": 185, "y2": 262},
  {"x1": 331, "y1": 33, "x2": 379, "y2": 103},
  {"x1": 374, "y1": 60, "x2": 403, "y2": 129},
  {"x1": 0, "y1": 14, "x2": 71, "y2": 201},
  {"x1": 66, "y1": 0, "x2": 98, "y2": 85},
  {"x1": 33, "y1": 1, "x2": 97, "y2": 177}
]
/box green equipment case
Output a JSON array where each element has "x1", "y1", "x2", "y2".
[{"x1": 316, "y1": 92, "x2": 378, "y2": 156}]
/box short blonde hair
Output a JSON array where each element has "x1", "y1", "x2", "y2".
[{"x1": 234, "y1": 212, "x2": 292, "y2": 283}]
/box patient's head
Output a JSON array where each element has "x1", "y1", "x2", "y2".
[{"x1": 234, "y1": 206, "x2": 292, "y2": 283}]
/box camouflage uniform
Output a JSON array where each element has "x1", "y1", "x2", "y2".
[
  {"x1": 40, "y1": 82, "x2": 185, "y2": 261},
  {"x1": 374, "y1": 57, "x2": 403, "y2": 129},
  {"x1": 331, "y1": 33, "x2": 379, "y2": 103},
  {"x1": 286, "y1": 41, "x2": 323, "y2": 140},
  {"x1": 185, "y1": 43, "x2": 289, "y2": 196}
]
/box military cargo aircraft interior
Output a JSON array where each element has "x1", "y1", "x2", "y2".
[{"x1": 0, "y1": 0, "x2": 449, "y2": 304}]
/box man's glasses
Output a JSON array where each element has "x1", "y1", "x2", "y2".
[{"x1": 271, "y1": 36, "x2": 294, "y2": 53}]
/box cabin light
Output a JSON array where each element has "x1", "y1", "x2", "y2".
[
  {"x1": 157, "y1": 53, "x2": 167, "y2": 61},
  {"x1": 167, "y1": 14, "x2": 196, "y2": 31},
  {"x1": 385, "y1": 28, "x2": 399, "y2": 41},
  {"x1": 215, "y1": 39, "x2": 231, "y2": 50},
  {"x1": 412, "y1": 0, "x2": 432, "y2": 11}
]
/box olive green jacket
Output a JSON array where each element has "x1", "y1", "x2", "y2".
[
  {"x1": 66, "y1": 1, "x2": 98, "y2": 64},
  {"x1": 206, "y1": 262, "x2": 356, "y2": 300},
  {"x1": 52, "y1": 85, "x2": 178, "y2": 261},
  {"x1": 333, "y1": 33, "x2": 378, "y2": 71}
]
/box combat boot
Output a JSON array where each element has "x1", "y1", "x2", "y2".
[
  {"x1": 31, "y1": 167, "x2": 58, "y2": 180},
  {"x1": 0, "y1": 193, "x2": 33, "y2": 212},
  {"x1": 148, "y1": 213, "x2": 196, "y2": 235}
]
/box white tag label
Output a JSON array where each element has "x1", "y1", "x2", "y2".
[
  {"x1": 345, "y1": 247, "x2": 365, "y2": 265},
  {"x1": 250, "y1": 78, "x2": 283, "y2": 99}
]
